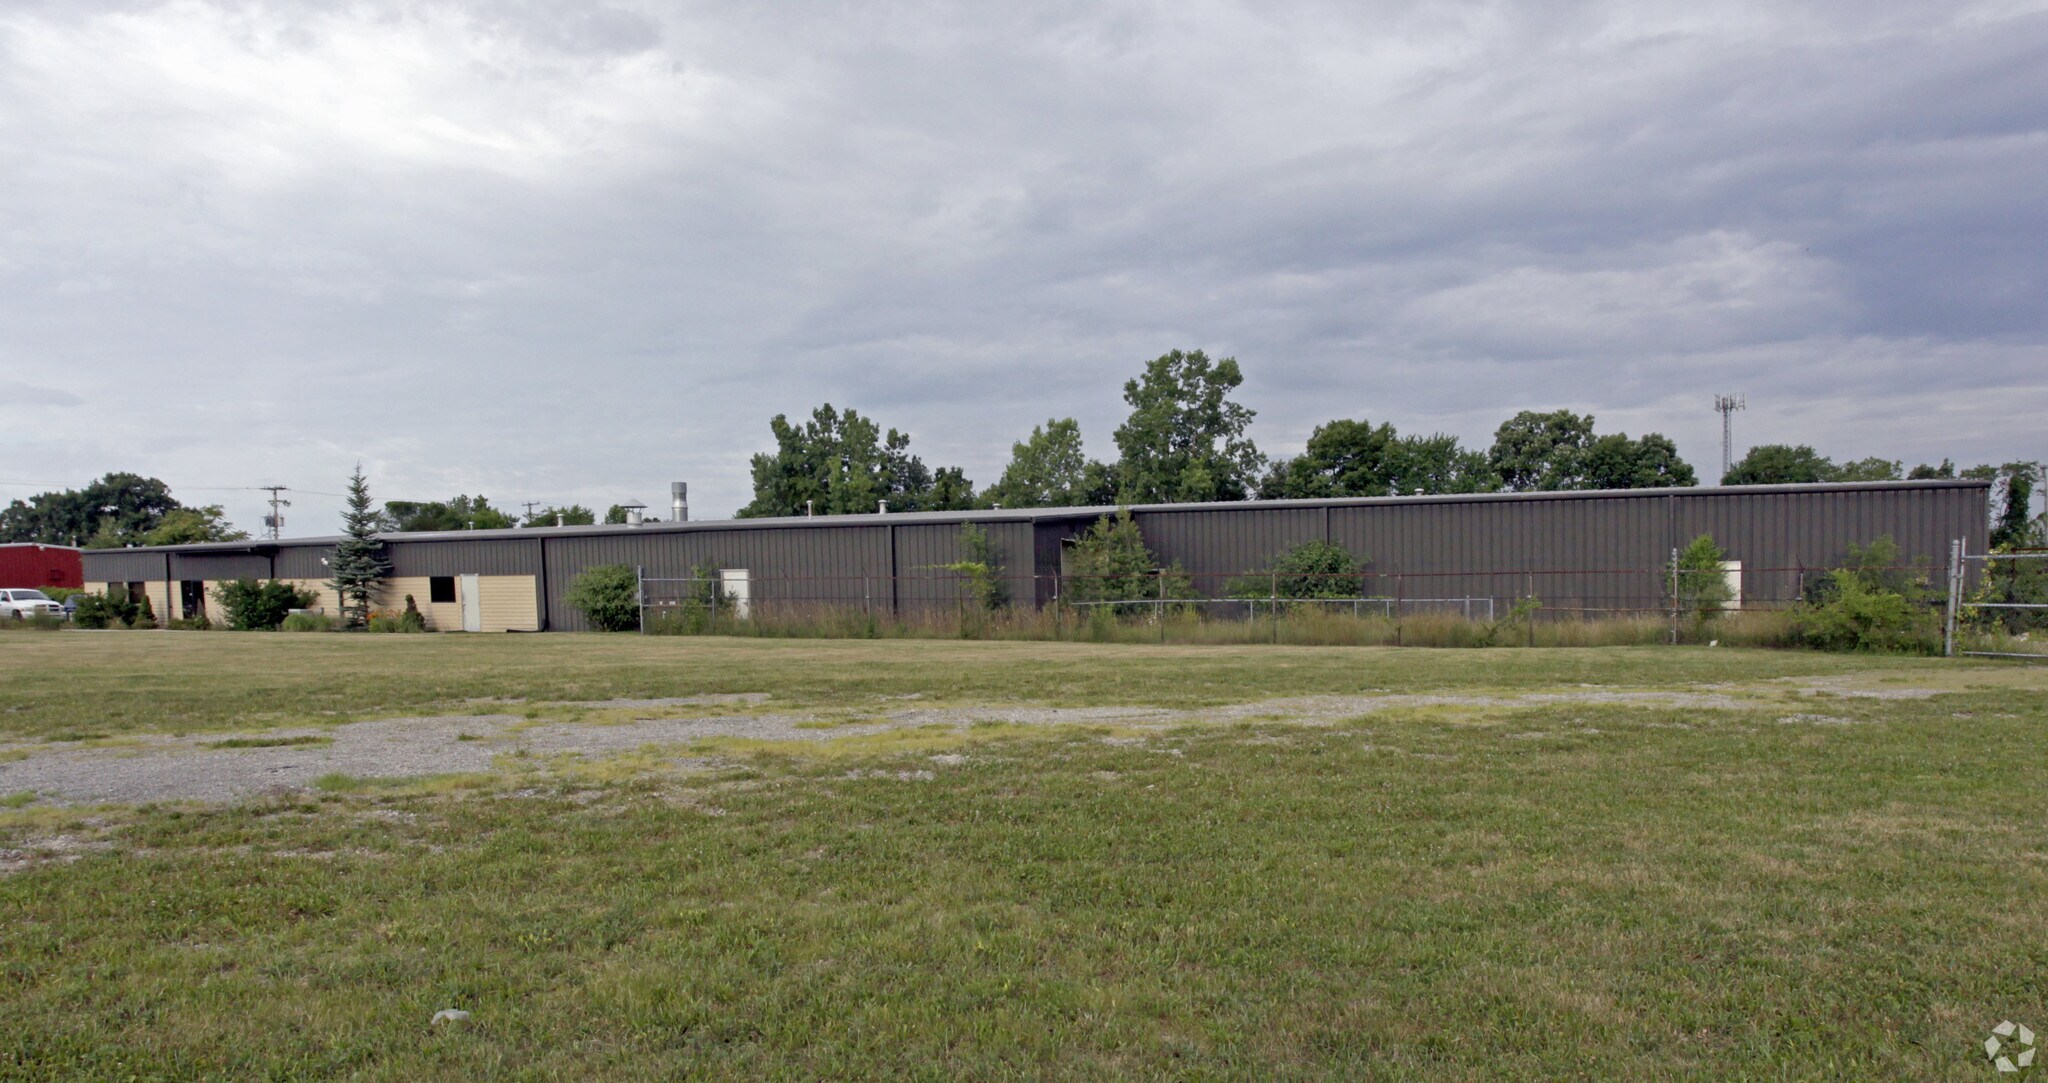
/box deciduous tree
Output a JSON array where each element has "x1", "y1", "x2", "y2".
[{"x1": 1112, "y1": 349, "x2": 1263, "y2": 504}]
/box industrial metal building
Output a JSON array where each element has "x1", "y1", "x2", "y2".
[{"x1": 79, "y1": 480, "x2": 1990, "y2": 632}]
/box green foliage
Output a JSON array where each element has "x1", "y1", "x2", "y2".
[
  {"x1": 1833, "y1": 456, "x2": 1903, "y2": 482},
  {"x1": 10, "y1": 612, "x2": 64, "y2": 631},
  {"x1": 1583, "y1": 432, "x2": 1697, "y2": 489},
  {"x1": 69, "y1": 593, "x2": 124, "y2": 629},
  {"x1": 1488, "y1": 410, "x2": 1594, "y2": 491},
  {"x1": 1722, "y1": 444, "x2": 1838, "y2": 485},
  {"x1": 523, "y1": 504, "x2": 597, "y2": 527},
  {"x1": 329, "y1": 465, "x2": 389, "y2": 629},
  {"x1": 1485, "y1": 411, "x2": 1695, "y2": 492},
  {"x1": 982, "y1": 418, "x2": 1104, "y2": 509},
  {"x1": 130, "y1": 593, "x2": 156, "y2": 630},
  {"x1": 739, "y1": 403, "x2": 972, "y2": 517},
  {"x1": 1260, "y1": 420, "x2": 1498, "y2": 498},
  {"x1": 1231, "y1": 540, "x2": 1364, "y2": 599},
  {"x1": 0, "y1": 472, "x2": 181, "y2": 547},
  {"x1": 1989, "y1": 462, "x2": 2041, "y2": 549},
  {"x1": 381, "y1": 495, "x2": 515, "y2": 532},
  {"x1": 937, "y1": 523, "x2": 1009, "y2": 613},
  {"x1": 142, "y1": 505, "x2": 249, "y2": 545},
  {"x1": 213, "y1": 579, "x2": 320, "y2": 632},
  {"x1": 1063, "y1": 509, "x2": 1189, "y2": 613},
  {"x1": 1675, "y1": 534, "x2": 1733, "y2": 620},
  {"x1": 1907, "y1": 459, "x2": 1955, "y2": 479},
  {"x1": 1111, "y1": 349, "x2": 1263, "y2": 503},
  {"x1": 1967, "y1": 543, "x2": 2048, "y2": 634},
  {"x1": 400, "y1": 596, "x2": 428, "y2": 633},
  {"x1": 169, "y1": 614, "x2": 213, "y2": 631},
  {"x1": 1797, "y1": 574, "x2": 1928, "y2": 653},
  {"x1": 280, "y1": 612, "x2": 334, "y2": 632},
  {"x1": 566, "y1": 564, "x2": 641, "y2": 632},
  {"x1": 1795, "y1": 536, "x2": 1937, "y2": 653}
]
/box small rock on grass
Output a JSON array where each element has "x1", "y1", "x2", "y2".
[{"x1": 432, "y1": 1009, "x2": 471, "y2": 1025}]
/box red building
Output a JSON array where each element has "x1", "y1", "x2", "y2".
[{"x1": 0, "y1": 543, "x2": 84, "y2": 590}]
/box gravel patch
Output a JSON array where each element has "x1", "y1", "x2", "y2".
[{"x1": 0, "y1": 685, "x2": 1927, "y2": 807}]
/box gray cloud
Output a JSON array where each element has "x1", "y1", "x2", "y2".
[{"x1": 1, "y1": 0, "x2": 2042, "y2": 532}]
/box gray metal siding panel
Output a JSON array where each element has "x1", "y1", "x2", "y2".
[
  {"x1": 274, "y1": 546, "x2": 338, "y2": 579},
  {"x1": 80, "y1": 551, "x2": 167, "y2": 583},
  {"x1": 169, "y1": 553, "x2": 271, "y2": 581},
  {"x1": 386, "y1": 539, "x2": 539, "y2": 578}
]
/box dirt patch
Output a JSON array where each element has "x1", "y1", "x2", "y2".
[{"x1": 0, "y1": 683, "x2": 1957, "y2": 808}]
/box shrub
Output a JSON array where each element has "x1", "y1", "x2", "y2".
[
  {"x1": 129, "y1": 594, "x2": 157, "y2": 629},
  {"x1": 936, "y1": 523, "x2": 1009, "y2": 613},
  {"x1": 1796, "y1": 573, "x2": 1934, "y2": 652},
  {"x1": 168, "y1": 614, "x2": 213, "y2": 631},
  {"x1": 1792, "y1": 539, "x2": 1939, "y2": 654},
  {"x1": 213, "y1": 579, "x2": 321, "y2": 631},
  {"x1": 71, "y1": 593, "x2": 121, "y2": 629},
  {"x1": 1231, "y1": 540, "x2": 1364, "y2": 600},
  {"x1": 281, "y1": 612, "x2": 335, "y2": 632},
  {"x1": 1675, "y1": 534, "x2": 1732, "y2": 620},
  {"x1": 399, "y1": 595, "x2": 427, "y2": 633},
  {"x1": 366, "y1": 614, "x2": 401, "y2": 633},
  {"x1": 12, "y1": 613, "x2": 64, "y2": 631},
  {"x1": 1064, "y1": 509, "x2": 1190, "y2": 615},
  {"x1": 566, "y1": 564, "x2": 640, "y2": 632}
]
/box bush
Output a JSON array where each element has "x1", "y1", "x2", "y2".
[
  {"x1": 213, "y1": 579, "x2": 321, "y2": 631},
  {"x1": 71, "y1": 593, "x2": 121, "y2": 629},
  {"x1": 366, "y1": 614, "x2": 401, "y2": 633},
  {"x1": 280, "y1": 612, "x2": 335, "y2": 632},
  {"x1": 1795, "y1": 574, "x2": 1935, "y2": 653},
  {"x1": 566, "y1": 564, "x2": 640, "y2": 632},
  {"x1": 1231, "y1": 540, "x2": 1364, "y2": 600},
  {"x1": 1064, "y1": 509, "x2": 1190, "y2": 616},
  {"x1": 1675, "y1": 534, "x2": 1732, "y2": 620},
  {"x1": 400, "y1": 595, "x2": 428, "y2": 633},
  {"x1": 1786, "y1": 536, "x2": 1938, "y2": 653},
  {"x1": 168, "y1": 614, "x2": 213, "y2": 631},
  {"x1": 4, "y1": 612, "x2": 64, "y2": 632},
  {"x1": 130, "y1": 593, "x2": 157, "y2": 629}
]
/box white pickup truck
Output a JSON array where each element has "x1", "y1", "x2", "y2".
[{"x1": 0, "y1": 588, "x2": 65, "y2": 620}]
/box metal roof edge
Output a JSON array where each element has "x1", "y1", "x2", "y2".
[{"x1": 81, "y1": 478, "x2": 1991, "y2": 556}]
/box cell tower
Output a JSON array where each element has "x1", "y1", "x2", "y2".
[
  {"x1": 259, "y1": 485, "x2": 291, "y2": 540},
  {"x1": 1713, "y1": 395, "x2": 1746, "y2": 480}
]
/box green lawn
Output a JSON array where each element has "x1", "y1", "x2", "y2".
[{"x1": 2, "y1": 634, "x2": 2044, "y2": 1079}]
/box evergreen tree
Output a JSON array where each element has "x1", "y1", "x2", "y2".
[{"x1": 329, "y1": 465, "x2": 389, "y2": 629}]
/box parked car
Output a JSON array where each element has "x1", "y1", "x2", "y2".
[
  {"x1": 62, "y1": 595, "x2": 82, "y2": 619},
  {"x1": 0, "y1": 588, "x2": 65, "y2": 620}
]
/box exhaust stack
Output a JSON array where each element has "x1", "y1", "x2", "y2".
[{"x1": 671, "y1": 482, "x2": 688, "y2": 523}]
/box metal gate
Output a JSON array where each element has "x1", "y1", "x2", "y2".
[{"x1": 1945, "y1": 541, "x2": 2048, "y2": 660}]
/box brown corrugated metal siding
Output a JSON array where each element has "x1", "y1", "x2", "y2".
[{"x1": 80, "y1": 481, "x2": 1991, "y2": 631}]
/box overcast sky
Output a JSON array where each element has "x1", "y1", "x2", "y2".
[{"x1": 3, "y1": 0, "x2": 2044, "y2": 534}]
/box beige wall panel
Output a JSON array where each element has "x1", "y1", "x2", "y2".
[
  {"x1": 477, "y1": 575, "x2": 539, "y2": 632},
  {"x1": 370, "y1": 577, "x2": 458, "y2": 631}
]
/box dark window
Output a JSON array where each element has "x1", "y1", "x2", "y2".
[
  {"x1": 429, "y1": 576, "x2": 456, "y2": 603},
  {"x1": 181, "y1": 581, "x2": 206, "y2": 617}
]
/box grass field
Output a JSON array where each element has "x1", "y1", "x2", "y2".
[{"x1": 3, "y1": 633, "x2": 2045, "y2": 1079}]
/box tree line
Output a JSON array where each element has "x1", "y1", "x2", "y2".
[
  {"x1": 735, "y1": 348, "x2": 2043, "y2": 545},
  {"x1": 5, "y1": 348, "x2": 2037, "y2": 547}
]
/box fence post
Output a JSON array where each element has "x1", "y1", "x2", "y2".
[
  {"x1": 1157, "y1": 567, "x2": 1167, "y2": 644},
  {"x1": 1944, "y1": 538, "x2": 1960, "y2": 657},
  {"x1": 1668, "y1": 548, "x2": 1680, "y2": 646},
  {"x1": 635, "y1": 565, "x2": 645, "y2": 634},
  {"x1": 1270, "y1": 569, "x2": 1279, "y2": 644}
]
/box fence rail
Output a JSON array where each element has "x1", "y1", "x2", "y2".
[{"x1": 1948, "y1": 544, "x2": 2048, "y2": 661}]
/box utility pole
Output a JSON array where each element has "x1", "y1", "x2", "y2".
[
  {"x1": 259, "y1": 485, "x2": 290, "y2": 540},
  {"x1": 522, "y1": 500, "x2": 543, "y2": 525},
  {"x1": 1713, "y1": 395, "x2": 1746, "y2": 480}
]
